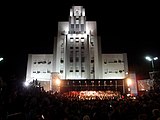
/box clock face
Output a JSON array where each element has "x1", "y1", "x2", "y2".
[
  {"x1": 74, "y1": 9, "x2": 80, "y2": 16},
  {"x1": 73, "y1": 6, "x2": 82, "y2": 16}
]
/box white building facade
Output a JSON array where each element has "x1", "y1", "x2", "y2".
[{"x1": 26, "y1": 6, "x2": 134, "y2": 94}]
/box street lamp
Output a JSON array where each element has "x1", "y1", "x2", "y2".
[
  {"x1": 0, "y1": 57, "x2": 3, "y2": 62},
  {"x1": 145, "y1": 56, "x2": 159, "y2": 91},
  {"x1": 145, "y1": 56, "x2": 158, "y2": 71}
]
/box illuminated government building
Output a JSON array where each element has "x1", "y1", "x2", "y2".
[{"x1": 25, "y1": 6, "x2": 137, "y2": 95}]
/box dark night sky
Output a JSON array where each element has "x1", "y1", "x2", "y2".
[{"x1": 0, "y1": 1, "x2": 159, "y2": 81}]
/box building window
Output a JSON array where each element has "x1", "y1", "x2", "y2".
[
  {"x1": 75, "y1": 70, "x2": 79, "y2": 72},
  {"x1": 81, "y1": 37, "x2": 84, "y2": 42},
  {"x1": 81, "y1": 24, "x2": 84, "y2": 32},
  {"x1": 76, "y1": 57, "x2": 79, "y2": 62},
  {"x1": 71, "y1": 24, "x2": 74, "y2": 29},
  {"x1": 114, "y1": 60, "x2": 117, "y2": 63},
  {"x1": 81, "y1": 57, "x2": 85, "y2": 62},
  {"x1": 60, "y1": 59, "x2": 64, "y2": 63},
  {"x1": 70, "y1": 38, "x2": 73, "y2": 42},
  {"x1": 76, "y1": 24, "x2": 79, "y2": 29},
  {"x1": 70, "y1": 50, "x2": 74, "y2": 56},
  {"x1": 76, "y1": 51, "x2": 79, "y2": 56},
  {"x1": 60, "y1": 70, "x2": 63, "y2": 73},
  {"x1": 91, "y1": 60, "x2": 94, "y2": 63},
  {"x1": 119, "y1": 70, "x2": 123, "y2": 73},
  {"x1": 47, "y1": 70, "x2": 51, "y2": 73},
  {"x1": 118, "y1": 60, "x2": 124, "y2": 63},
  {"x1": 91, "y1": 70, "x2": 94, "y2": 74},
  {"x1": 70, "y1": 57, "x2": 73, "y2": 62},
  {"x1": 81, "y1": 70, "x2": 85, "y2": 72},
  {"x1": 76, "y1": 37, "x2": 79, "y2": 42}
]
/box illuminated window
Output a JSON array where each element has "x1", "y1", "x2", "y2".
[
  {"x1": 70, "y1": 38, "x2": 73, "y2": 42},
  {"x1": 76, "y1": 38, "x2": 79, "y2": 42},
  {"x1": 81, "y1": 37, "x2": 84, "y2": 42}
]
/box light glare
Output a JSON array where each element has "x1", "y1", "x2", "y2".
[
  {"x1": 153, "y1": 57, "x2": 158, "y2": 60},
  {"x1": 127, "y1": 78, "x2": 132, "y2": 86},
  {"x1": 24, "y1": 81, "x2": 29, "y2": 87},
  {"x1": 145, "y1": 56, "x2": 152, "y2": 61},
  {"x1": 145, "y1": 56, "x2": 158, "y2": 61},
  {"x1": 0, "y1": 57, "x2": 3, "y2": 61},
  {"x1": 55, "y1": 79, "x2": 61, "y2": 86}
]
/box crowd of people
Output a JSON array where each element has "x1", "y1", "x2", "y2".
[{"x1": 0, "y1": 82, "x2": 160, "y2": 120}]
